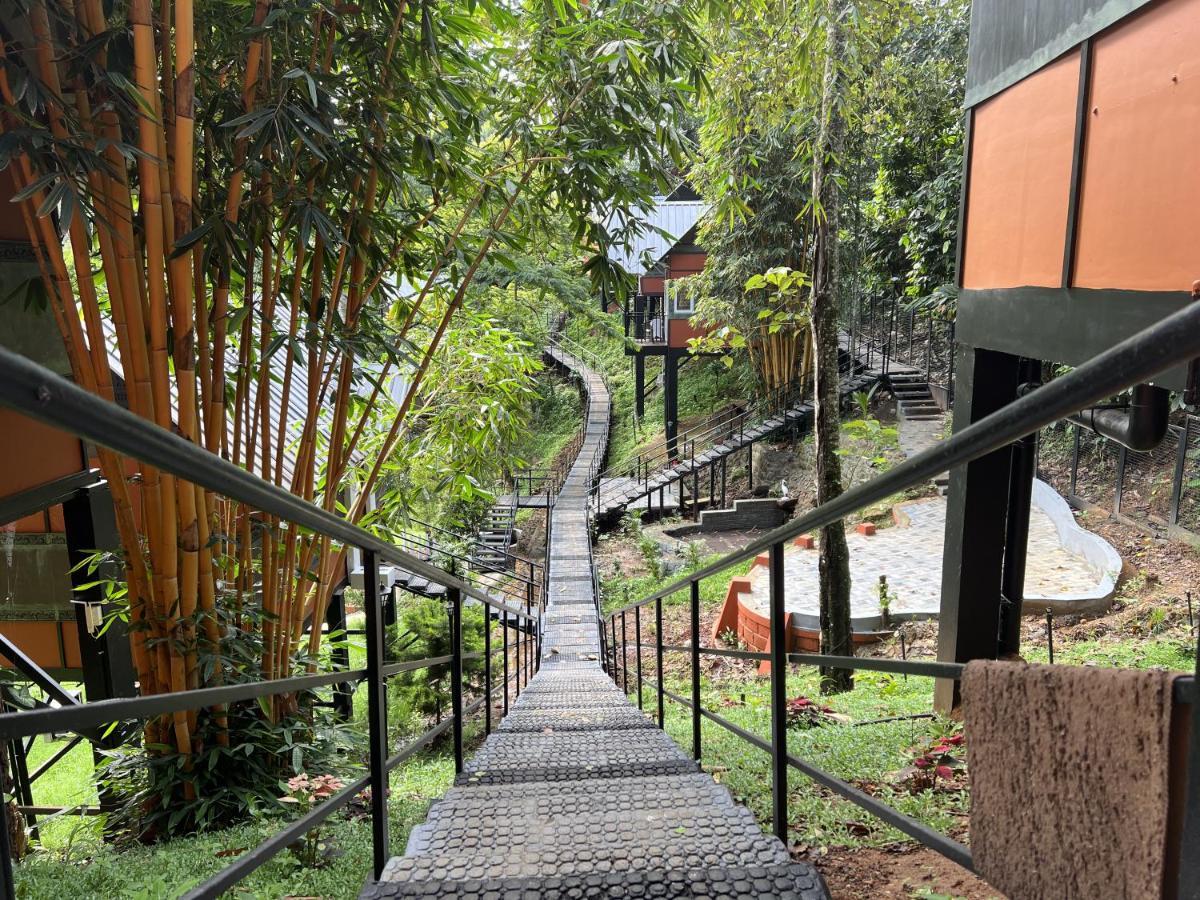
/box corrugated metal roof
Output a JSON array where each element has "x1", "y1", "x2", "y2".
[
  {"x1": 102, "y1": 314, "x2": 396, "y2": 495},
  {"x1": 605, "y1": 198, "x2": 708, "y2": 276}
]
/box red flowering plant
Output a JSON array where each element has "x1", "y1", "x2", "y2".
[
  {"x1": 897, "y1": 733, "x2": 966, "y2": 793},
  {"x1": 279, "y1": 773, "x2": 347, "y2": 867},
  {"x1": 785, "y1": 696, "x2": 846, "y2": 729}
]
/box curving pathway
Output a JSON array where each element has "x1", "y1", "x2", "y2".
[{"x1": 364, "y1": 344, "x2": 828, "y2": 899}]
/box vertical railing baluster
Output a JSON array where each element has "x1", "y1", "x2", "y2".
[
  {"x1": 484, "y1": 603, "x2": 492, "y2": 736},
  {"x1": 621, "y1": 610, "x2": 629, "y2": 695},
  {"x1": 655, "y1": 598, "x2": 665, "y2": 728},
  {"x1": 635, "y1": 605, "x2": 643, "y2": 710},
  {"x1": 448, "y1": 586, "x2": 464, "y2": 774},
  {"x1": 768, "y1": 540, "x2": 788, "y2": 843},
  {"x1": 611, "y1": 616, "x2": 619, "y2": 680},
  {"x1": 1176, "y1": 628, "x2": 1200, "y2": 898},
  {"x1": 362, "y1": 548, "x2": 390, "y2": 879},
  {"x1": 690, "y1": 580, "x2": 702, "y2": 761},
  {"x1": 515, "y1": 612, "x2": 523, "y2": 699},
  {"x1": 502, "y1": 612, "x2": 510, "y2": 714}
]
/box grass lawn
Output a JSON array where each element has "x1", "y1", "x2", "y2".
[{"x1": 14, "y1": 742, "x2": 462, "y2": 899}]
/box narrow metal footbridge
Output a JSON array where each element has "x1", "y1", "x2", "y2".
[{"x1": 363, "y1": 344, "x2": 828, "y2": 898}]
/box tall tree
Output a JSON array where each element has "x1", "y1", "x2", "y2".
[{"x1": 810, "y1": 0, "x2": 853, "y2": 691}]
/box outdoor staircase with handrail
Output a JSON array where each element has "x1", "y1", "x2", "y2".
[
  {"x1": 592, "y1": 353, "x2": 878, "y2": 525},
  {"x1": 364, "y1": 324, "x2": 830, "y2": 900}
]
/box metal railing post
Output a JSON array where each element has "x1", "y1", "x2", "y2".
[
  {"x1": 502, "y1": 613, "x2": 510, "y2": 714},
  {"x1": 655, "y1": 598, "x2": 665, "y2": 728},
  {"x1": 768, "y1": 540, "x2": 788, "y2": 842},
  {"x1": 484, "y1": 605, "x2": 492, "y2": 736},
  {"x1": 362, "y1": 549, "x2": 390, "y2": 879},
  {"x1": 690, "y1": 580, "x2": 702, "y2": 761},
  {"x1": 611, "y1": 616, "x2": 619, "y2": 679},
  {"x1": 448, "y1": 587, "x2": 464, "y2": 774},
  {"x1": 621, "y1": 610, "x2": 629, "y2": 695},
  {"x1": 1177, "y1": 628, "x2": 1200, "y2": 898},
  {"x1": 515, "y1": 613, "x2": 523, "y2": 699},
  {"x1": 635, "y1": 605, "x2": 643, "y2": 710}
]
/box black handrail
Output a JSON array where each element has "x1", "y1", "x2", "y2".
[
  {"x1": 602, "y1": 300, "x2": 1200, "y2": 890},
  {"x1": 0, "y1": 345, "x2": 541, "y2": 900}
]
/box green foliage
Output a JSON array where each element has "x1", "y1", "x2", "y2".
[
  {"x1": 849, "y1": 0, "x2": 969, "y2": 312},
  {"x1": 96, "y1": 703, "x2": 360, "y2": 843},
  {"x1": 390, "y1": 599, "x2": 485, "y2": 720}
]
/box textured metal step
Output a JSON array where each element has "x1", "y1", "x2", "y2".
[{"x1": 363, "y1": 863, "x2": 828, "y2": 898}]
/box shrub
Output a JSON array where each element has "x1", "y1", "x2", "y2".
[{"x1": 389, "y1": 598, "x2": 485, "y2": 722}]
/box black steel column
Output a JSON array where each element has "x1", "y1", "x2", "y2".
[
  {"x1": 326, "y1": 589, "x2": 353, "y2": 720},
  {"x1": 362, "y1": 549, "x2": 389, "y2": 879},
  {"x1": 935, "y1": 345, "x2": 1020, "y2": 711},
  {"x1": 768, "y1": 540, "x2": 788, "y2": 842},
  {"x1": 62, "y1": 483, "x2": 135, "y2": 704},
  {"x1": 664, "y1": 348, "x2": 681, "y2": 458},
  {"x1": 634, "y1": 352, "x2": 646, "y2": 418},
  {"x1": 998, "y1": 358, "x2": 1041, "y2": 657},
  {"x1": 690, "y1": 581, "x2": 701, "y2": 761}
]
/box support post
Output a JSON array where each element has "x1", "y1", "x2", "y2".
[
  {"x1": 327, "y1": 589, "x2": 353, "y2": 720},
  {"x1": 935, "y1": 346, "x2": 1020, "y2": 711},
  {"x1": 362, "y1": 549, "x2": 390, "y2": 879},
  {"x1": 998, "y1": 357, "x2": 1041, "y2": 657},
  {"x1": 62, "y1": 483, "x2": 135, "y2": 704},
  {"x1": 769, "y1": 540, "x2": 788, "y2": 842},
  {"x1": 634, "y1": 352, "x2": 646, "y2": 418},
  {"x1": 664, "y1": 349, "x2": 681, "y2": 459},
  {"x1": 502, "y1": 613, "x2": 509, "y2": 715}
]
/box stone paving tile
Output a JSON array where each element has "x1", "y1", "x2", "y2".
[
  {"x1": 369, "y1": 344, "x2": 828, "y2": 899},
  {"x1": 742, "y1": 494, "x2": 1113, "y2": 630}
]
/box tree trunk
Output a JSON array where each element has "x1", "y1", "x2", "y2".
[{"x1": 811, "y1": 0, "x2": 853, "y2": 694}]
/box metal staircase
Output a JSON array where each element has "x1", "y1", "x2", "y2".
[{"x1": 363, "y1": 334, "x2": 828, "y2": 900}]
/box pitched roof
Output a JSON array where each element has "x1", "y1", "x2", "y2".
[{"x1": 605, "y1": 197, "x2": 708, "y2": 276}]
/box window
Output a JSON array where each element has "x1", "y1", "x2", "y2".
[{"x1": 668, "y1": 279, "x2": 693, "y2": 315}]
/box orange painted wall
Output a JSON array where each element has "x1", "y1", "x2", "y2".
[
  {"x1": 639, "y1": 275, "x2": 664, "y2": 294},
  {"x1": 0, "y1": 407, "x2": 85, "y2": 504},
  {"x1": 1073, "y1": 0, "x2": 1200, "y2": 291},
  {"x1": 0, "y1": 621, "x2": 81, "y2": 671},
  {"x1": 962, "y1": 50, "x2": 1081, "y2": 289},
  {"x1": 668, "y1": 318, "x2": 709, "y2": 348},
  {"x1": 666, "y1": 251, "x2": 706, "y2": 278}
]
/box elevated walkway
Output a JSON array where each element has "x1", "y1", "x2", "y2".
[{"x1": 364, "y1": 343, "x2": 828, "y2": 899}]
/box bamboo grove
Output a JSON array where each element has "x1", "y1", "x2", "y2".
[{"x1": 0, "y1": 0, "x2": 708, "y2": 813}]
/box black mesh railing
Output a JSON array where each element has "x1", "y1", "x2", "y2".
[
  {"x1": 0, "y1": 348, "x2": 543, "y2": 900},
  {"x1": 601, "y1": 302, "x2": 1200, "y2": 891}
]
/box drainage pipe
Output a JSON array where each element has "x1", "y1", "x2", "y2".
[{"x1": 1067, "y1": 382, "x2": 1170, "y2": 452}]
